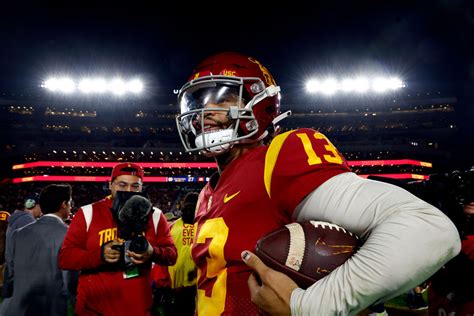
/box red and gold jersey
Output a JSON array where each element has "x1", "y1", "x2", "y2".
[
  {"x1": 192, "y1": 128, "x2": 351, "y2": 315},
  {"x1": 59, "y1": 197, "x2": 177, "y2": 316}
]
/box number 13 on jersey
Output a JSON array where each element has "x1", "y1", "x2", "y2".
[{"x1": 296, "y1": 132, "x2": 343, "y2": 165}]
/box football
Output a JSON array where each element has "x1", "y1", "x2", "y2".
[{"x1": 255, "y1": 221, "x2": 359, "y2": 289}]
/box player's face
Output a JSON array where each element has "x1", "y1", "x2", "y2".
[
  {"x1": 203, "y1": 101, "x2": 236, "y2": 129},
  {"x1": 109, "y1": 175, "x2": 143, "y2": 199},
  {"x1": 193, "y1": 92, "x2": 244, "y2": 134}
]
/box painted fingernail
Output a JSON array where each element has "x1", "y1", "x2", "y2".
[{"x1": 241, "y1": 251, "x2": 251, "y2": 261}]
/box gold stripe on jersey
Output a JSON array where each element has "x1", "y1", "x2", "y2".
[{"x1": 264, "y1": 130, "x2": 295, "y2": 198}]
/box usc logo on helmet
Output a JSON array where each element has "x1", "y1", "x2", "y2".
[
  {"x1": 248, "y1": 57, "x2": 276, "y2": 86},
  {"x1": 222, "y1": 69, "x2": 237, "y2": 76}
]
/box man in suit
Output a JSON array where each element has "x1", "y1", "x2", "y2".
[
  {"x1": 2, "y1": 193, "x2": 42, "y2": 300},
  {"x1": 3, "y1": 184, "x2": 77, "y2": 316}
]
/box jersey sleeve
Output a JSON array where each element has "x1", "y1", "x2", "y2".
[
  {"x1": 291, "y1": 172, "x2": 461, "y2": 315},
  {"x1": 150, "y1": 212, "x2": 177, "y2": 266},
  {"x1": 58, "y1": 208, "x2": 102, "y2": 270},
  {"x1": 266, "y1": 128, "x2": 351, "y2": 214}
]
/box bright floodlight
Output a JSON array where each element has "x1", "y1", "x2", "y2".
[
  {"x1": 340, "y1": 79, "x2": 355, "y2": 92},
  {"x1": 372, "y1": 77, "x2": 391, "y2": 92},
  {"x1": 128, "y1": 79, "x2": 143, "y2": 94},
  {"x1": 352, "y1": 77, "x2": 370, "y2": 93},
  {"x1": 94, "y1": 78, "x2": 108, "y2": 93},
  {"x1": 43, "y1": 77, "x2": 75, "y2": 93},
  {"x1": 305, "y1": 79, "x2": 320, "y2": 93},
  {"x1": 78, "y1": 79, "x2": 94, "y2": 93},
  {"x1": 305, "y1": 75, "x2": 405, "y2": 95},
  {"x1": 305, "y1": 78, "x2": 338, "y2": 95},
  {"x1": 389, "y1": 77, "x2": 404, "y2": 89},
  {"x1": 108, "y1": 78, "x2": 127, "y2": 96},
  {"x1": 42, "y1": 76, "x2": 145, "y2": 96},
  {"x1": 320, "y1": 78, "x2": 338, "y2": 95},
  {"x1": 78, "y1": 78, "x2": 108, "y2": 93}
]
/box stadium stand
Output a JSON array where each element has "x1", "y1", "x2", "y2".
[{"x1": 0, "y1": 88, "x2": 462, "y2": 213}]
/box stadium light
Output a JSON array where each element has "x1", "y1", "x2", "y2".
[
  {"x1": 78, "y1": 78, "x2": 108, "y2": 93},
  {"x1": 352, "y1": 77, "x2": 370, "y2": 93},
  {"x1": 320, "y1": 78, "x2": 338, "y2": 95},
  {"x1": 108, "y1": 78, "x2": 127, "y2": 96},
  {"x1": 43, "y1": 77, "x2": 76, "y2": 93},
  {"x1": 305, "y1": 76, "x2": 404, "y2": 95},
  {"x1": 42, "y1": 77, "x2": 144, "y2": 96},
  {"x1": 128, "y1": 79, "x2": 144, "y2": 94}
]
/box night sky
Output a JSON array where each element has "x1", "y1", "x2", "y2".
[{"x1": 1, "y1": 1, "x2": 473, "y2": 145}]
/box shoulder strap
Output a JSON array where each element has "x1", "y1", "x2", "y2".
[
  {"x1": 82, "y1": 204, "x2": 93, "y2": 232},
  {"x1": 152, "y1": 207, "x2": 162, "y2": 234}
]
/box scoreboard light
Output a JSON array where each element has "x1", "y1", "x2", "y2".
[{"x1": 42, "y1": 77, "x2": 144, "y2": 95}]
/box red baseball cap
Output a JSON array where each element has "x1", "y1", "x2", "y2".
[{"x1": 111, "y1": 162, "x2": 144, "y2": 180}]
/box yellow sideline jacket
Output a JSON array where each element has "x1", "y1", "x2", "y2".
[{"x1": 168, "y1": 218, "x2": 197, "y2": 288}]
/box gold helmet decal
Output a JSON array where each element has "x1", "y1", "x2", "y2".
[
  {"x1": 221, "y1": 69, "x2": 237, "y2": 76},
  {"x1": 248, "y1": 57, "x2": 276, "y2": 86}
]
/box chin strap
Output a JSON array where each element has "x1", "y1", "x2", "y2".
[
  {"x1": 273, "y1": 110, "x2": 292, "y2": 125},
  {"x1": 255, "y1": 110, "x2": 292, "y2": 142}
]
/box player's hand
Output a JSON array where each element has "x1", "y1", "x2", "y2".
[
  {"x1": 242, "y1": 250, "x2": 298, "y2": 316},
  {"x1": 102, "y1": 239, "x2": 122, "y2": 263},
  {"x1": 126, "y1": 240, "x2": 154, "y2": 265}
]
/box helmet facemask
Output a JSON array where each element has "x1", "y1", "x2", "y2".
[{"x1": 176, "y1": 75, "x2": 280, "y2": 156}]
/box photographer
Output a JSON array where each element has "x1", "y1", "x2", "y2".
[{"x1": 58, "y1": 163, "x2": 177, "y2": 316}]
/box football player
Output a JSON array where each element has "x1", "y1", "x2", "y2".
[{"x1": 175, "y1": 51, "x2": 461, "y2": 315}]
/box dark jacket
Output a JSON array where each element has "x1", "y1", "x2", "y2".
[
  {"x1": 3, "y1": 215, "x2": 78, "y2": 316},
  {"x1": 2, "y1": 210, "x2": 35, "y2": 298}
]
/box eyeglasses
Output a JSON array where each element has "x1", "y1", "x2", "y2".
[{"x1": 112, "y1": 181, "x2": 143, "y2": 191}]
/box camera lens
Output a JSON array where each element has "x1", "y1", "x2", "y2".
[{"x1": 128, "y1": 236, "x2": 149, "y2": 253}]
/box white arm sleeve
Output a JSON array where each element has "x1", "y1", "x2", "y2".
[{"x1": 290, "y1": 172, "x2": 461, "y2": 316}]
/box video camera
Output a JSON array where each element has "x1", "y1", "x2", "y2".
[{"x1": 111, "y1": 191, "x2": 153, "y2": 267}]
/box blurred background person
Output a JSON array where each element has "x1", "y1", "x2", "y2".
[
  {"x1": 1, "y1": 192, "x2": 42, "y2": 309},
  {"x1": 0, "y1": 209, "x2": 10, "y2": 295},
  {"x1": 153, "y1": 192, "x2": 198, "y2": 316},
  {"x1": 2, "y1": 184, "x2": 77, "y2": 316}
]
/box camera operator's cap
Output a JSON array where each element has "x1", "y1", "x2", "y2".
[
  {"x1": 24, "y1": 193, "x2": 40, "y2": 209},
  {"x1": 111, "y1": 163, "x2": 144, "y2": 180}
]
